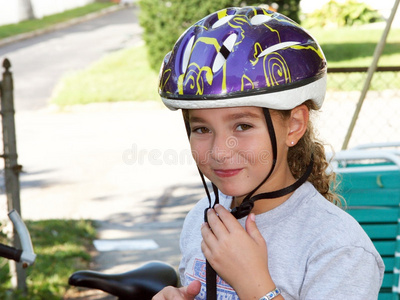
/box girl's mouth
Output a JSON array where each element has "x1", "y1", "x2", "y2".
[{"x1": 213, "y1": 168, "x2": 243, "y2": 178}]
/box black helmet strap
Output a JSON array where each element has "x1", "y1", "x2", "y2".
[
  {"x1": 182, "y1": 111, "x2": 220, "y2": 215},
  {"x1": 230, "y1": 108, "x2": 277, "y2": 217}
]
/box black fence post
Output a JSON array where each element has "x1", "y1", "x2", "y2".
[{"x1": 0, "y1": 58, "x2": 27, "y2": 294}]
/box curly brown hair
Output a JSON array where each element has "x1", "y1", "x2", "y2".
[{"x1": 278, "y1": 101, "x2": 342, "y2": 205}]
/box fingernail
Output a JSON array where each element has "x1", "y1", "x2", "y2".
[
  {"x1": 202, "y1": 222, "x2": 210, "y2": 229},
  {"x1": 249, "y1": 213, "x2": 256, "y2": 221}
]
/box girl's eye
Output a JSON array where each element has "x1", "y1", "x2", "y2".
[
  {"x1": 193, "y1": 127, "x2": 210, "y2": 134},
  {"x1": 236, "y1": 124, "x2": 252, "y2": 131}
]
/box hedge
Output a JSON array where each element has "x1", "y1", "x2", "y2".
[{"x1": 138, "y1": 0, "x2": 301, "y2": 71}]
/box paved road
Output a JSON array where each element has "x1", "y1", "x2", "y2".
[{"x1": 0, "y1": 6, "x2": 143, "y2": 111}]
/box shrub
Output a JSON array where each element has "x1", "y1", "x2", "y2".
[
  {"x1": 302, "y1": 0, "x2": 383, "y2": 28},
  {"x1": 138, "y1": 0, "x2": 301, "y2": 71}
]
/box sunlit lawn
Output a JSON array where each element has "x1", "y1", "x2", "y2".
[
  {"x1": 0, "y1": 220, "x2": 97, "y2": 299},
  {"x1": 51, "y1": 45, "x2": 160, "y2": 106},
  {"x1": 0, "y1": 2, "x2": 116, "y2": 40},
  {"x1": 310, "y1": 27, "x2": 400, "y2": 67}
]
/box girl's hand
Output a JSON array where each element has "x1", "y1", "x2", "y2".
[
  {"x1": 152, "y1": 280, "x2": 201, "y2": 300},
  {"x1": 201, "y1": 204, "x2": 276, "y2": 299}
]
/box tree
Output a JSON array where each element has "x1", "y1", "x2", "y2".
[{"x1": 18, "y1": 0, "x2": 35, "y2": 21}]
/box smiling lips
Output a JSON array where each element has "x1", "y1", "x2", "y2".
[{"x1": 213, "y1": 168, "x2": 243, "y2": 178}]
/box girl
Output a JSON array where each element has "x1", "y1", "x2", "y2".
[{"x1": 155, "y1": 6, "x2": 384, "y2": 300}]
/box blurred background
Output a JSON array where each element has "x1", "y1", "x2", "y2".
[{"x1": 0, "y1": 0, "x2": 399, "y2": 299}]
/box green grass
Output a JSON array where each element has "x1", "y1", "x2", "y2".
[
  {"x1": 51, "y1": 45, "x2": 160, "y2": 106},
  {"x1": 0, "y1": 219, "x2": 97, "y2": 299},
  {"x1": 310, "y1": 26, "x2": 400, "y2": 91},
  {"x1": 309, "y1": 27, "x2": 400, "y2": 67},
  {"x1": 0, "y1": 2, "x2": 116, "y2": 40}
]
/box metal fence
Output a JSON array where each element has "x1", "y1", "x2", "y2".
[
  {"x1": 0, "y1": 58, "x2": 26, "y2": 292},
  {"x1": 314, "y1": 67, "x2": 400, "y2": 152}
]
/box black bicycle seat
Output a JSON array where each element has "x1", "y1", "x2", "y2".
[{"x1": 68, "y1": 261, "x2": 178, "y2": 300}]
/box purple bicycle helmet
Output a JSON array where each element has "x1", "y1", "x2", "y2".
[{"x1": 159, "y1": 6, "x2": 327, "y2": 111}]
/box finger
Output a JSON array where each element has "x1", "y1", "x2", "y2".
[
  {"x1": 201, "y1": 222, "x2": 218, "y2": 260},
  {"x1": 206, "y1": 208, "x2": 228, "y2": 237},
  {"x1": 152, "y1": 292, "x2": 165, "y2": 300},
  {"x1": 213, "y1": 204, "x2": 243, "y2": 233},
  {"x1": 185, "y1": 280, "x2": 201, "y2": 298},
  {"x1": 152, "y1": 286, "x2": 174, "y2": 300},
  {"x1": 201, "y1": 238, "x2": 210, "y2": 258},
  {"x1": 201, "y1": 222, "x2": 217, "y2": 244},
  {"x1": 245, "y1": 213, "x2": 265, "y2": 245}
]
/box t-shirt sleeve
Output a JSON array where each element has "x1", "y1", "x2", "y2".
[{"x1": 300, "y1": 246, "x2": 384, "y2": 299}]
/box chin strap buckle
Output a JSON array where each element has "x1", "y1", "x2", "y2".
[{"x1": 231, "y1": 201, "x2": 254, "y2": 219}]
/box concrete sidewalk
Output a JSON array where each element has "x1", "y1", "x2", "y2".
[
  {"x1": 14, "y1": 102, "x2": 202, "y2": 299},
  {"x1": 2, "y1": 101, "x2": 203, "y2": 299}
]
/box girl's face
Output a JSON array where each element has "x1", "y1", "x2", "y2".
[{"x1": 188, "y1": 106, "x2": 294, "y2": 203}]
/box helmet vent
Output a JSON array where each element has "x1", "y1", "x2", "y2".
[
  {"x1": 212, "y1": 15, "x2": 234, "y2": 29},
  {"x1": 212, "y1": 33, "x2": 237, "y2": 73},
  {"x1": 181, "y1": 35, "x2": 195, "y2": 73},
  {"x1": 258, "y1": 41, "x2": 301, "y2": 58},
  {"x1": 250, "y1": 14, "x2": 272, "y2": 25}
]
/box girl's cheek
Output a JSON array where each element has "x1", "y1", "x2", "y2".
[
  {"x1": 195, "y1": 151, "x2": 209, "y2": 166},
  {"x1": 191, "y1": 145, "x2": 206, "y2": 165},
  {"x1": 191, "y1": 140, "x2": 207, "y2": 157}
]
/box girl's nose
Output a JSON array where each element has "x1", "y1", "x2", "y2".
[{"x1": 210, "y1": 134, "x2": 237, "y2": 163}]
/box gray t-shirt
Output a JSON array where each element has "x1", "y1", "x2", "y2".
[{"x1": 179, "y1": 182, "x2": 384, "y2": 299}]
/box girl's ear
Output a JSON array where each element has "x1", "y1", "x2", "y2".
[{"x1": 286, "y1": 104, "x2": 309, "y2": 147}]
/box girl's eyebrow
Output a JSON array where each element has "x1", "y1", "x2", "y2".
[
  {"x1": 189, "y1": 111, "x2": 262, "y2": 123},
  {"x1": 188, "y1": 116, "x2": 206, "y2": 123},
  {"x1": 225, "y1": 112, "x2": 262, "y2": 121}
]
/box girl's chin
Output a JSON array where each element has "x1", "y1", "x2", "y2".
[{"x1": 214, "y1": 186, "x2": 248, "y2": 199}]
